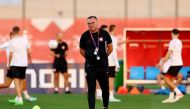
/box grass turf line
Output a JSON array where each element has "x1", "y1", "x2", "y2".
[{"x1": 0, "y1": 94, "x2": 189, "y2": 109}]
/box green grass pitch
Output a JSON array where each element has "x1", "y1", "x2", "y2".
[{"x1": 0, "y1": 94, "x2": 189, "y2": 109}]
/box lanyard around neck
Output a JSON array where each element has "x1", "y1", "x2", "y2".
[{"x1": 89, "y1": 30, "x2": 99, "y2": 48}]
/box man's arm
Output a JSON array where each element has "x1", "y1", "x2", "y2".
[
  {"x1": 80, "y1": 48, "x2": 85, "y2": 58},
  {"x1": 107, "y1": 43, "x2": 113, "y2": 56},
  {"x1": 0, "y1": 42, "x2": 9, "y2": 50},
  {"x1": 27, "y1": 48, "x2": 32, "y2": 63},
  {"x1": 160, "y1": 50, "x2": 172, "y2": 70},
  {"x1": 118, "y1": 40, "x2": 126, "y2": 46},
  {"x1": 163, "y1": 50, "x2": 172, "y2": 64},
  {"x1": 64, "y1": 51, "x2": 68, "y2": 57},
  {"x1": 50, "y1": 50, "x2": 60, "y2": 58},
  {"x1": 8, "y1": 41, "x2": 13, "y2": 69},
  {"x1": 8, "y1": 51, "x2": 13, "y2": 69},
  {"x1": 64, "y1": 43, "x2": 69, "y2": 57},
  {"x1": 161, "y1": 41, "x2": 173, "y2": 67}
]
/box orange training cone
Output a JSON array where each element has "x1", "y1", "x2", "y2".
[
  {"x1": 130, "y1": 87, "x2": 141, "y2": 95},
  {"x1": 142, "y1": 89, "x2": 151, "y2": 95},
  {"x1": 117, "y1": 86, "x2": 128, "y2": 94}
]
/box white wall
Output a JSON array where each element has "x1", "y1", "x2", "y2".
[{"x1": 0, "y1": 0, "x2": 190, "y2": 19}]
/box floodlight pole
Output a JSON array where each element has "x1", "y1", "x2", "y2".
[
  {"x1": 124, "y1": 0, "x2": 128, "y2": 26},
  {"x1": 148, "y1": 0, "x2": 152, "y2": 18},
  {"x1": 73, "y1": 0, "x2": 77, "y2": 21},
  {"x1": 175, "y1": 0, "x2": 179, "y2": 27},
  {"x1": 124, "y1": 0, "x2": 128, "y2": 18},
  {"x1": 22, "y1": 0, "x2": 26, "y2": 29}
]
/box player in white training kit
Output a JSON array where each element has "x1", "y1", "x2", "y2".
[
  {"x1": 161, "y1": 29, "x2": 184, "y2": 103},
  {"x1": 96, "y1": 25, "x2": 121, "y2": 102},
  {"x1": 8, "y1": 26, "x2": 34, "y2": 105},
  {"x1": 156, "y1": 58, "x2": 183, "y2": 93},
  {"x1": 0, "y1": 32, "x2": 37, "y2": 102},
  {"x1": 107, "y1": 25, "x2": 121, "y2": 102}
]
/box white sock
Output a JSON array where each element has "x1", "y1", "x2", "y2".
[
  {"x1": 109, "y1": 90, "x2": 114, "y2": 99},
  {"x1": 174, "y1": 87, "x2": 182, "y2": 95},
  {"x1": 96, "y1": 89, "x2": 102, "y2": 97},
  {"x1": 54, "y1": 87, "x2": 58, "y2": 91},
  {"x1": 174, "y1": 80, "x2": 177, "y2": 84},
  {"x1": 15, "y1": 96, "x2": 18, "y2": 101},
  {"x1": 65, "y1": 87, "x2": 70, "y2": 91},
  {"x1": 161, "y1": 86, "x2": 166, "y2": 90},
  {"x1": 23, "y1": 90, "x2": 30, "y2": 99},
  {"x1": 18, "y1": 97, "x2": 23, "y2": 102},
  {"x1": 169, "y1": 92, "x2": 174, "y2": 99}
]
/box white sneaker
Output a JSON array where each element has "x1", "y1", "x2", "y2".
[
  {"x1": 161, "y1": 98, "x2": 174, "y2": 103},
  {"x1": 172, "y1": 94, "x2": 184, "y2": 103},
  {"x1": 26, "y1": 97, "x2": 37, "y2": 102},
  {"x1": 109, "y1": 97, "x2": 121, "y2": 102}
]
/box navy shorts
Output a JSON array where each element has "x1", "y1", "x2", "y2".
[
  {"x1": 165, "y1": 66, "x2": 182, "y2": 78},
  {"x1": 10, "y1": 66, "x2": 27, "y2": 79},
  {"x1": 6, "y1": 69, "x2": 14, "y2": 79},
  {"x1": 53, "y1": 60, "x2": 68, "y2": 73},
  {"x1": 107, "y1": 66, "x2": 116, "y2": 77}
]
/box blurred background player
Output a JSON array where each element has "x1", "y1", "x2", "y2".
[
  {"x1": 96, "y1": 24, "x2": 108, "y2": 99},
  {"x1": 22, "y1": 30, "x2": 28, "y2": 39},
  {"x1": 156, "y1": 57, "x2": 183, "y2": 94},
  {"x1": 50, "y1": 33, "x2": 71, "y2": 94},
  {"x1": 0, "y1": 32, "x2": 37, "y2": 102},
  {"x1": 107, "y1": 24, "x2": 121, "y2": 102},
  {"x1": 8, "y1": 26, "x2": 31, "y2": 105},
  {"x1": 96, "y1": 24, "x2": 121, "y2": 102},
  {"x1": 161, "y1": 29, "x2": 183, "y2": 103},
  {"x1": 100, "y1": 25, "x2": 108, "y2": 31}
]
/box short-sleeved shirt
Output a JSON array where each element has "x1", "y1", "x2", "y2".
[
  {"x1": 80, "y1": 29, "x2": 112, "y2": 68},
  {"x1": 108, "y1": 35, "x2": 119, "y2": 67},
  {"x1": 168, "y1": 38, "x2": 183, "y2": 66},
  {"x1": 51, "y1": 41, "x2": 68, "y2": 62},
  {"x1": 9, "y1": 36, "x2": 30, "y2": 67}
]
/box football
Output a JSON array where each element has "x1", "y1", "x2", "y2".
[{"x1": 48, "y1": 40, "x2": 58, "y2": 49}]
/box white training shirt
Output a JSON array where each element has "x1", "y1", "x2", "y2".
[
  {"x1": 168, "y1": 38, "x2": 183, "y2": 66},
  {"x1": 108, "y1": 35, "x2": 119, "y2": 67},
  {"x1": 0, "y1": 41, "x2": 10, "y2": 66},
  {"x1": 9, "y1": 36, "x2": 30, "y2": 67},
  {"x1": 159, "y1": 58, "x2": 171, "y2": 73}
]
